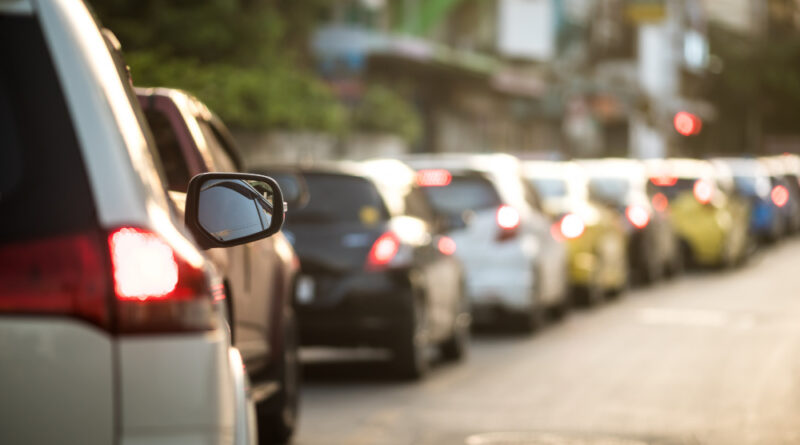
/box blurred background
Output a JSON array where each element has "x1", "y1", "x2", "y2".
[{"x1": 93, "y1": 0, "x2": 800, "y2": 164}]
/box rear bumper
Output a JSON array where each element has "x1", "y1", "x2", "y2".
[
  {"x1": 295, "y1": 271, "x2": 411, "y2": 347},
  {"x1": 0, "y1": 318, "x2": 115, "y2": 445},
  {"x1": 119, "y1": 329, "x2": 237, "y2": 445},
  {"x1": 458, "y1": 244, "x2": 535, "y2": 312},
  {"x1": 0, "y1": 317, "x2": 241, "y2": 445}
]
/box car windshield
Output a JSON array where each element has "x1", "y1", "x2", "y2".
[
  {"x1": 528, "y1": 178, "x2": 568, "y2": 198},
  {"x1": 587, "y1": 177, "x2": 630, "y2": 205},
  {"x1": 649, "y1": 178, "x2": 697, "y2": 199},
  {"x1": 421, "y1": 175, "x2": 502, "y2": 215},
  {"x1": 288, "y1": 173, "x2": 389, "y2": 225}
]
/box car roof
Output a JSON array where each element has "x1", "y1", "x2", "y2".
[
  {"x1": 401, "y1": 152, "x2": 521, "y2": 176},
  {"x1": 521, "y1": 160, "x2": 584, "y2": 180}
]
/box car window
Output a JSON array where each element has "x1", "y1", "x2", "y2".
[
  {"x1": 422, "y1": 175, "x2": 501, "y2": 216},
  {"x1": 144, "y1": 108, "x2": 191, "y2": 192},
  {"x1": 0, "y1": 15, "x2": 96, "y2": 243},
  {"x1": 587, "y1": 177, "x2": 630, "y2": 206},
  {"x1": 528, "y1": 178, "x2": 568, "y2": 199},
  {"x1": 198, "y1": 120, "x2": 238, "y2": 173},
  {"x1": 522, "y1": 180, "x2": 544, "y2": 211},
  {"x1": 648, "y1": 178, "x2": 696, "y2": 200},
  {"x1": 404, "y1": 186, "x2": 436, "y2": 222},
  {"x1": 289, "y1": 173, "x2": 389, "y2": 225}
]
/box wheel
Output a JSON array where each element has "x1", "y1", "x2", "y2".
[
  {"x1": 572, "y1": 259, "x2": 604, "y2": 306},
  {"x1": 391, "y1": 292, "x2": 430, "y2": 380},
  {"x1": 257, "y1": 309, "x2": 300, "y2": 445},
  {"x1": 440, "y1": 293, "x2": 470, "y2": 362}
]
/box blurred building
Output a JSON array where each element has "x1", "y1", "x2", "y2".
[
  {"x1": 313, "y1": 0, "x2": 564, "y2": 156},
  {"x1": 310, "y1": 0, "x2": 715, "y2": 159}
]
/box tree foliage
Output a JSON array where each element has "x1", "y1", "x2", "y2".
[{"x1": 92, "y1": 0, "x2": 344, "y2": 133}]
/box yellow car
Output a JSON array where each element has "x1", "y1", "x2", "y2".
[
  {"x1": 523, "y1": 161, "x2": 629, "y2": 304},
  {"x1": 646, "y1": 158, "x2": 751, "y2": 267}
]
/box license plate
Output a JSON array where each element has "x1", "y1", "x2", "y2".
[{"x1": 296, "y1": 275, "x2": 315, "y2": 304}]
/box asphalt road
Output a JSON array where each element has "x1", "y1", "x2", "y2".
[{"x1": 294, "y1": 239, "x2": 800, "y2": 445}]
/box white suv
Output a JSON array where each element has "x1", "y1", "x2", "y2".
[
  {"x1": 0, "y1": 1, "x2": 282, "y2": 444},
  {"x1": 404, "y1": 154, "x2": 569, "y2": 331}
]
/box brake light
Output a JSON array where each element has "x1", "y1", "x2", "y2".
[
  {"x1": 771, "y1": 184, "x2": 789, "y2": 207},
  {"x1": 652, "y1": 192, "x2": 669, "y2": 212},
  {"x1": 109, "y1": 227, "x2": 215, "y2": 333},
  {"x1": 650, "y1": 176, "x2": 678, "y2": 187},
  {"x1": 496, "y1": 205, "x2": 520, "y2": 230},
  {"x1": 110, "y1": 228, "x2": 178, "y2": 301},
  {"x1": 0, "y1": 227, "x2": 216, "y2": 333},
  {"x1": 366, "y1": 232, "x2": 400, "y2": 270},
  {"x1": 559, "y1": 213, "x2": 585, "y2": 239},
  {"x1": 416, "y1": 169, "x2": 452, "y2": 187},
  {"x1": 693, "y1": 179, "x2": 713, "y2": 204},
  {"x1": 437, "y1": 236, "x2": 457, "y2": 255},
  {"x1": 626, "y1": 205, "x2": 650, "y2": 229}
]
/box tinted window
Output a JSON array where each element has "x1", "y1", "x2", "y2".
[
  {"x1": 529, "y1": 178, "x2": 568, "y2": 198},
  {"x1": 289, "y1": 174, "x2": 389, "y2": 225},
  {"x1": 648, "y1": 178, "x2": 696, "y2": 200},
  {"x1": 405, "y1": 187, "x2": 435, "y2": 222},
  {"x1": 144, "y1": 108, "x2": 191, "y2": 192},
  {"x1": 0, "y1": 16, "x2": 96, "y2": 243},
  {"x1": 422, "y1": 176, "x2": 501, "y2": 215},
  {"x1": 588, "y1": 177, "x2": 630, "y2": 205}
]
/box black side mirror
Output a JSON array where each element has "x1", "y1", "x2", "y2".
[{"x1": 185, "y1": 172, "x2": 285, "y2": 249}]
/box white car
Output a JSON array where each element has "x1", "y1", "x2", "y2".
[
  {"x1": 404, "y1": 154, "x2": 569, "y2": 331},
  {"x1": 0, "y1": 1, "x2": 280, "y2": 443}
]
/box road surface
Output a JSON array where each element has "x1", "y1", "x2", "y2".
[{"x1": 295, "y1": 240, "x2": 800, "y2": 445}]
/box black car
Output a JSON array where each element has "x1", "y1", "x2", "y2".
[{"x1": 254, "y1": 160, "x2": 470, "y2": 379}]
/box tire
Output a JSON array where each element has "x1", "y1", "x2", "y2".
[
  {"x1": 391, "y1": 292, "x2": 429, "y2": 380},
  {"x1": 440, "y1": 293, "x2": 470, "y2": 362},
  {"x1": 257, "y1": 309, "x2": 300, "y2": 445},
  {"x1": 572, "y1": 284, "x2": 603, "y2": 307}
]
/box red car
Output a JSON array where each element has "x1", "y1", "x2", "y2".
[{"x1": 137, "y1": 87, "x2": 300, "y2": 444}]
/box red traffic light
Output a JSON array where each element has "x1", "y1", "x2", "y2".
[{"x1": 674, "y1": 111, "x2": 702, "y2": 136}]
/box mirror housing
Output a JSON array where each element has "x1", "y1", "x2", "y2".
[{"x1": 185, "y1": 172, "x2": 285, "y2": 249}]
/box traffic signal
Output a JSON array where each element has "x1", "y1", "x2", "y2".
[{"x1": 674, "y1": 111, "x2": 702, "y2": 136}]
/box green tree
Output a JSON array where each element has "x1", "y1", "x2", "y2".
[{"x1": 93, "y1": 0, "x2": 347, "y2": 132}]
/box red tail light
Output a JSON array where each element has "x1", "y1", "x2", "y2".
[
  {"x1": 496, "y1": 205, "x2": 520, "y2": 230},
  {"x1": 366, "y1": 232, "x2": 400, "y2": 270},
  {"x1": 771, "y1": 184, "x2": 789, "y2": 207},
  {"x1": 0, "y1": 232, "x2": 110, "y2": 327},
  {"x1": 559, "y1": 213, "x2": 585, "y2": 239},
  {"x1": 626, "y1": 205, "x2": 650, "y2": 229},
  {"x1": 496, "y1": 205, "x2": 520, "y2": 241},
  {"x1": 437, "y1": 236, "x2": 457, "y2": 255},
  {"x1": 110, "y1": 228, "x2": 178, "y2": 301},
  {"x1": 109, "y1": 227, "x2": 215, "y2": 333},
  {"x1": 693, "y1": 179, "x2": 713, "y2": 204},
  {"x1": 0, "y1": 227, "x2": 216, "y2": 333}
]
